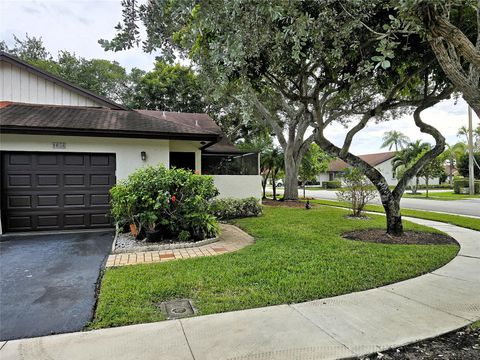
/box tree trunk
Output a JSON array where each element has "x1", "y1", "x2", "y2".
[
  {"x1": 272, "y1": 171, "x2": 277, "y2": 200},
  {"x1": 426, "y1": 177, "x2": 429, "y2": 197},
  {"x1": 283, "y1": 152, "x2": 300, "y2": 201},
  {"x1": 449, "y1": 155, "x2": 454, "y2": 185},
  {"x1": 283, "y1": 163, "x2": 298, "y2": 200},
  {"x1": 384, "y1": 198, "x2": 403, "y2": 236},
  {"x1": 261, "y1": 170, "x2": 271, "y2": 199}
]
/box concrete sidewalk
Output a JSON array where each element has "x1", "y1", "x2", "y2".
[{"x1": 1, "y1": 219, "x2": 479, "y2": 360}]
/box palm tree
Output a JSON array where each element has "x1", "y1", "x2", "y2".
[
  {"x1": 260, "y1": 147, "x2": 284, "y2": 199},
  {"x1": 392, "y1": 140, "x2": 430, "y2": 193},
  {"x1": 442, "y1": 142, "x2": 467, "y2": 185},
  {"x1": 381, "y1": 130, "x2": 411, "y2": 152},
  {"x1": 458, "y1": 124, "x2": 480, "y2": 151}
]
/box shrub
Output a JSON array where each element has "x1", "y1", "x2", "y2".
[
  {"x1": 453, "y1": 179, "x2": 480, "y2": 194},
  {"x1": 210, "y1": 197, "x2": 262, "y2": 220},
  {"x1": 322, "y1": 180, "x2": 342, "y2": 189},
  {"x1": 336, "y1": 168, "x2": 377, "y2": 217},
  {"x1": 457, "y1": 153, "x2": 480, "y2": 179},
  {"x1": 406, "y1": 183, "x2": 453, "y2": 190},
  {"x1": 110, "y1": 165, "x2": 219, "y2": 241}
]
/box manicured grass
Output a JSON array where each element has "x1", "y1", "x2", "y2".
[
  {"x1": 91, "y1": 206, "x2": 458, "y2": 330},
  {"x1": 403, "y1": 191, "x2": 480, "y2": 200},
  {"x1": 310, "y1": 199, "x2": 480, "y2": 231},
  {"x1": 470, "y1": 320, "x2": 480, "y2": 330}
]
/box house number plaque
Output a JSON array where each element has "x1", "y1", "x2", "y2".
[{"x1": 52, "y1": 142, "x2": 66, "y2": 149}]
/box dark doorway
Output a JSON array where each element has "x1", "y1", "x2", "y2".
[{"x1": 170, "y1": 152, "x2": 196, "y2": 171}]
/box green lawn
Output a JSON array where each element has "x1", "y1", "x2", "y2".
[
  {"x1": 403, "y1": 191, "x2": 480, "y2": 200},
  {"x1": 310, "y1": 199, "x2": 480, "y2": 231},
  {"x1": 91, "y1": 206, "x2": 458, "y2": 330}
]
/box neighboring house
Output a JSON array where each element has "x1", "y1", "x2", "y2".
[
  {"x1": 0, "y1": 51, "x2": 260, "y2": 233},
  {"x1": 317, "y1": 151, "x2": 441, "y2": 186}
]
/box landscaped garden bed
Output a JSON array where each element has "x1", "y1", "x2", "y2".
[
  {"x1": 362, "y1": 321, "x2": 480, "y2": 360},
  {"x1": 90, "y1": 206, "x2": 458, "y2": 330},
  {"x1": 113, "y1": 231, "x2": 219, "y2": 253},
  {"x1": 343, "y1": 229, "x2": 458, "y2": 245}
]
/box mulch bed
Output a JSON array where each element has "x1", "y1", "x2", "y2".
[
  {"x1": 361, "y1": 324, "x2": 480, "y2": 359},
  {"x1": 262, "y1": 199, "x2": 314, "y2": 208},
  {"x1": 343, "y1": 229, "x2": 458, "y2": 245}
]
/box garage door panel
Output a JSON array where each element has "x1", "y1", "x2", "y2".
[
  {"x1": 1, "y1": 152, "x2": 116, "y2": 232},
  {"x1": 63, "y1": 154, "x2": 85, "y2": 166},
  {"x1": 8, "y1": 153, "x2": 31, "y2": 166},
  {"x1": 7, "y1": 216, "x2": 32, "y2": 230},
  {"x1": 37, "y1": 215, "x2": 60, "y2": 228},
  {"x1": 37, "y1": 195, "x2": 60, "y2": 207},
  {"x1": 91, "y1": 154, "x2": 113, "y2": 167},
  {"x1": 8, "y1": 195, "x2": 32, "y2": 209},
  {"x1": 8, "y1": 174, "x2": 31, "y2": 187},
  {"x1": 64, "y1": 214, "x2": 86, "y2": 227},
  {"x1": 91, "y1": 174, "x2": 111, "y2": 186},
  {"x1": 37, "y1": 154, "x2": 58, "y2": 166},
  {"x1": 91, "y1": 213, "x2": 111, "y2": 226},
  {"x1": 37, "y1": 174, "x2": 59, "y2": 186},
  {"x1": 91, "y1": 194, "x2": 109, "y2": 206},
  {"x1": 64, "y1": 194, "x2": 86, "y2": 207},
  {"x1": 64, "y1": 174, "x2": 86, "y2": 186}
]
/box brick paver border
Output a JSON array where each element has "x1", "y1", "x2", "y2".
[{"x1": 106, "y1": 224, "x2": 254, "y2": 267}]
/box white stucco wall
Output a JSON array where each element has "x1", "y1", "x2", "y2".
[
  {"x1": 317, "y1": 173, "x2": 330, "y2": 184},
  {"x1": 0, "y1": 133, "x2": 170, "y2": 179},
  {"x1": 211, "y1": 175, "x2": 262, "y2": 199},
  {"x1": 0, "y1": 62, "x2": 101, "y2": 107},
  {"x1": 375, "y1": 161, "x2": 397, "y2": 185}
]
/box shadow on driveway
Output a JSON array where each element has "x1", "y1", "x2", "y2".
[{"x1": 0, "y1": 231, "x2": 114, "y2": 341}]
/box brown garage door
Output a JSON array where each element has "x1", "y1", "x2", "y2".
[{"x1": 1, "y1": 152, "x2": 116, "y2": 232}]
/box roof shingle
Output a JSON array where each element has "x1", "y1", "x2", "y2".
[
  {"x1": 0, "y1": 103, "x2": 221, "y2": 141},
  {"x1": 328, "y1": 152, "x2": 396, "y2": 172}
]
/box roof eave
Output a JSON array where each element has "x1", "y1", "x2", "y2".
[{"x1": 0, "y1": 126, "x2": 221, "y2": 141}]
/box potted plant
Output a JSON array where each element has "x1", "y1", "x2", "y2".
[{"x1": 139, "y1": 211, "x2": 163, "y2": 242}]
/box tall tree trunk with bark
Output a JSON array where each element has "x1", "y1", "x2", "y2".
[
  {"x1": 252, "y1": 93, "x2": 314, "y2": 201},
  {"x1": 420, "y1": 3, "x2": 480, "y2": 118}
]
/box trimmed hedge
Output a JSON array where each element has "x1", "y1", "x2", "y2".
[
  {"x1": 210, "y1": 197, "x2": 262, "y2": 220},
  {"x1": 453, "y1": 179, "x2": 480, "y2": 194},
  {"x1": 406, "y1": 183, "x2": 453, "y2": 190},
  {"x1": 322, "y1": 180, "x2": 342, "y2": 189}
]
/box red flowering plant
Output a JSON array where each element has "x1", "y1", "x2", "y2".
[{"x1": 110, "y1": 165, "x2": 219, "y2": 242}]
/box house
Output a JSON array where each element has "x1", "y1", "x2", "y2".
[
  {"x1": 317, "y1": 151, "x2": 441, "y2": 186},
  {"x1": 0, "y1": 51, "x2": 261, "y2": 233}
]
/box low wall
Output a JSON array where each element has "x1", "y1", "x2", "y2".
[{"x1": 212, "y1": 175, "x2": 262, "y2": 199}]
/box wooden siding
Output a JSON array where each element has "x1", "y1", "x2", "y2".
[{"x1": 0, "y1": 62, "x2": 100, "y2": 107}]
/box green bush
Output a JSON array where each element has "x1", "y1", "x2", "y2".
[
  {"x1": 457, "y1": 153, "x2": 480, "y2": 179},
  {"x1": 322, "y1": 180, "x2": 342, "y2": 189},
  {"x1": 210, "y1": 197, "x2": 262, "y2": 220},
  {"x1": 110, "y1": 165, "x2": 219, "y2": 241},
  {"x1": 453, "y1": 179, "x2": 480, "y2": 194},
  {"x1": 406, "y1": 183, "x2": 453, "y2": 190}
]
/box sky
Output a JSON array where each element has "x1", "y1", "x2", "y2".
[{"x1": 1, "y1": 0, "x2": 479, "y2": 155}]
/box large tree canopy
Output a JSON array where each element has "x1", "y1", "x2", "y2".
[
  {"x1": 383, "y1": 1, "x2": 479, "y2": 117},
  {"x1": 103, "y1": 0, "x2": 456, "y2": 235}
]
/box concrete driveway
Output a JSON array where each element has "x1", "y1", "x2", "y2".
[{"x1": 0, "y1": 231, "x2": 114, "y2": 341}]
